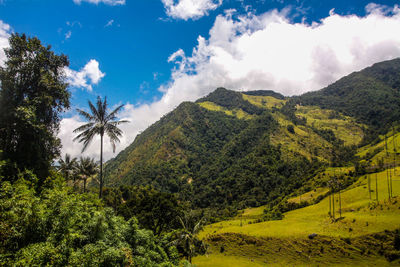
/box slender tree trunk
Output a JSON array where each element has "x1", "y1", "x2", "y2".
[
  {"x1": 376, "y1": 173, "x2": 379, "y2": 202},
  {"x1": 100, "y1": 134, "x2": 103, "y2": 198},
  {"x1": 368, "y1": 174, "x2": 371, "y2": 200},
  {"x1": 339, "y1": 187, "x2": 342, "y2": 219},
  {"x1": 84, "y1": 178, "x2": 87, "y2": 193},
  {"x1": 385, "y1": 134, "x2": 388, "y2": 156},
  {"x1": 329, "y1": 191, "x2": 332, "y2": 217},
  {"x1": 387, "y1": 168, "x2": 391, "y2": 201},
  {"x1": 332, "y1": 191, "x2": 335, "y2": 221},
  {"x1": 390, "y1": 169, "x2": 393, "y2": 198},
  {"x1": 393, "y1": 125, "x2": 397, "y2": 175}
]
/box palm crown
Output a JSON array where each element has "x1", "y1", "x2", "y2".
[
  {"x1": 77, "y1": 156, "x2": 98, "y2": 192},
  {"x1": 58, "y1": 153, "x2": 77, "y2": 181},
  {"x1": 73, "y1": 96, "x2": 128, "y2": 153}
]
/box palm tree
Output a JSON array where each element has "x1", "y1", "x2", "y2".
[
  {"x1": 73, "y1": 96, "x2": 128, "y2": 198},
  {"x1": 172, "y1": 213, "x2": 205, "y2": 263},
  {"x1": 58, "y1": 154, "x2": 78, "y2": 182},
  {"x1": 77, "y1": 157, "x2": 98, "y2": 192}
]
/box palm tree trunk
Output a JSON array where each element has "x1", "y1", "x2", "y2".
[
  {"x1": 376, "y1": 173, "x2": 379, "y2": 202},
  {"x1": 84, "y1": 178, "x2": 87, "y2": 193},
  {"x1": 100, "y1": 133, "x2": 103, "y2": 198},
  {"x1": 368, "y1": 174, "x2": 371, "y2": 200}
]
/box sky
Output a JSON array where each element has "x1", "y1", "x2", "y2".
[{"x1": 1, "y1": 0, "x2": 400, "y2": 161}]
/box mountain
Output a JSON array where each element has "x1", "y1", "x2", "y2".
[
  {"x1": 298, "y1": 58, "x2": 400, "y2": 142},
  {"x1": 104, "y1": 58, "x2": 400, "y2": 211}
]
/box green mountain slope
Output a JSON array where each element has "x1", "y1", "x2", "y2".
[
  {"x1": 298, "y1": 58, "x2": 400, "y2": 142},
  {"x1": 104, "y1": 58, "x2": 400, "y2": 213}
]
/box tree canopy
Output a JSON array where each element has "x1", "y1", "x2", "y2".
[{"x1": 0, "y1": 33, "x2": 70, "y2": 182}]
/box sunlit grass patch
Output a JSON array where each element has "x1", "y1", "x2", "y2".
[
  {"x1": 295, "y1": 105, "x2": 365, "y2": 146},
  {"x1": 200, "y1": 169, "x2": 400, "y2": 240},
  {"x1": 242, "y1": 94, "x2": 286, "y2": 109},
  {"x1": 198, "y1": 101, "x2": 254, "y2": 120}
]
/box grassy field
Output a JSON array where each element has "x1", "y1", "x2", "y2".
[
  {"x1": 194, "y1": 168, "x2": 400, "y2": 266},
  {"x1": 197, "y1": 101, "x2": 254, "y2": 120},
  {"x1": 288, "y1": 187, "x2": 329, "y2": 204},
  {"x1": 357, "y1": 130, "x2": 400, "y2": 166},
  {"x1": 270, "y1": 112, "x2": 333, "y2": 162},
  {"x1": 295, "y1": 106, "x2": 364, "y2": 146},
  {"x1": 241, "y1": 94, "x2": 286, "y2": 109},
  {"x1": 200, "y1": 169, "x2": 400, "y2": 239}
]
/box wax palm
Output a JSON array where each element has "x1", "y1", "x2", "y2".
[
  {"x1": 77, "y1": 157, "x2": 98, "y2": 193},
  {"x1": 172, "y1": 213, "x2": 205, "y2": 263},
  {"x1": 73, "y1": 96, "x2": 128, "y2": 198},
  {"x1": 58, "y1": 154, "x2": 77, "y2": 182}
]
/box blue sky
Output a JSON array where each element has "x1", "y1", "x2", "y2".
[{"x1": 1, "y1": 0, "x2": 400, "y2": 160}]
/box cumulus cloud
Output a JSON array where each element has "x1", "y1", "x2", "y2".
[
  {"x1": 64, "y1": 59, "x2": 105, "y2": 91},
  {"x1": 61, "y1": 4, "x2": 400, "y2": 161},
  {"x1": 73, "y1": 0, "x2": 125, "y2": 5},
  {"x1": 0, "y1": 20, "x2": 11, "y2": 66},
  {"x1": 162, "y1": 0, "x2": 223, "y2": 20}
]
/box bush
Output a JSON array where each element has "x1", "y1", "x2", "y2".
[
  {"x1": 287, "y1": 125, "x2": 295, "y2": 134},
  {"x1": 0, "y1": 178, "x2": 179, "y2": 266}
]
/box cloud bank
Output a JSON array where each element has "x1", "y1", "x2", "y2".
[
  {"x1": 64, "y1": 59, "x2": 105, "y2": 91},
  {"x1": 162, "y1": 0, "x2": 223, "y2": 20},
  {"x1": 0, "y1": 20, "x2": 10, "y2": 66},
  {"x1": 61, "y1": 4, "x2": 400, "y2": 161},
  {"x1": 73, "y1": 0, "x2": 125, "y2": 6}
]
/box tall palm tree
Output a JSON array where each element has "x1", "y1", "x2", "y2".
[
  {"x1": 73, "y1": 96, "x2": 128, "y2": 198},
  {"x1": 58, "y1": 154, "x2": 78, "y2": 182},
  {"x1": 77, "y1": 157, "x2": 98, "y2": 193}
]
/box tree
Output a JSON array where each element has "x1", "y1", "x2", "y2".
[
  {"x1": 73, "y1": 96, "x2": 128, "y2": 198},
  {"x1": 0, "y1": 33, "x2": 70, "y2": 182},
  {"x1": 172, "y1": 212, "x2": 206, "y2": 263},
  {"x1": 58, "y1": 154, "x2": 77, "y2": 182},
  {"x1": 77, "y1": 157, "x2": 98, "y2": 192}
]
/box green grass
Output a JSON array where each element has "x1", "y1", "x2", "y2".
[
  {"x1": 197, "y1": 101, "x2": 254, "y2": 120},
  {"x1": 193, "y1": 254, "x2": 267, "y2": 267},
  {"x1": 194, "y1": 169, "x2": 400, "y2": 266},
  {"x1": 193, "y1": 232, "x2": 397, "y2": 267},
  {"x1": 270, "y1": 112, "x2": 332, "y2": 162},
  {"x1": 288, "y1": 187, "x2": 329, "y2": 204},
  {"x1": 200, "y1": 168, "x2": 400, "y2": 239},
  {"x1": 295, "y1": 106, "x2": 365, "y2": 146},
  {"x1": 357, "y1": 130, "x2": 400, "y2": 166},
  {"x1": 242, "y1": 94, "x2": 286, "y2": 109}
]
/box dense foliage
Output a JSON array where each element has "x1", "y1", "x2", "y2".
[
  {"x1": 196, "y1": 87, "x2": 264, "y2": 115},
  {"x1": 0, "y1": 176, "x2": 179, "y2": 266},
  {"x1": 103, "y1": 186, "x2": 183, "y2": 236},
  {"x1": 243, "y1": 90, "x2": 285, "y2": 100},
  {"x1": 0, "y1": 34, "x2": 70, "y2": 182}
]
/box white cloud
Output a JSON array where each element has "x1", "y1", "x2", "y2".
[
  {"x1": 60, "y1": 4, "x2": 400, "y2": 161},
  {"x1": 0, "y1": 20, "x2": 11, "y2": 66},
  {"x1": 64, "y1": 59, "x2": 105, "y2": 91},
  {"x1": 65, "y1": 30, "x2": 72, "y2": 40},
  {"x1": 73, "y1": 0, "x2": 125, "y2": 6},
  {"x1": 161, "y1": 0, "x2": 223, "y2": 20},
  {"x1": 105, "y1": 19, "x2": 114, "y2": 27}
]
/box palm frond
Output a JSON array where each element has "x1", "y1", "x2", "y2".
[
  {"x1": 88, "y1": 100, "x2": 101, "y2": 122},
  {"x1": 105, "y1": 104, "x2": 125, "y2": 121},
  {"x1": 76, "y1": 108, "x2": 95, "y2": 121},
  {"x1": 73, "y1": 122, "x2": 95, "y2": 133}
]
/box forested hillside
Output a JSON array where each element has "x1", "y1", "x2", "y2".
[
  {"x1": 298, "y1": 58, "x2": 400, "y2": 143},
  {"x1": 104, "y1": 58, "x2": 400, "y2": 214}
]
